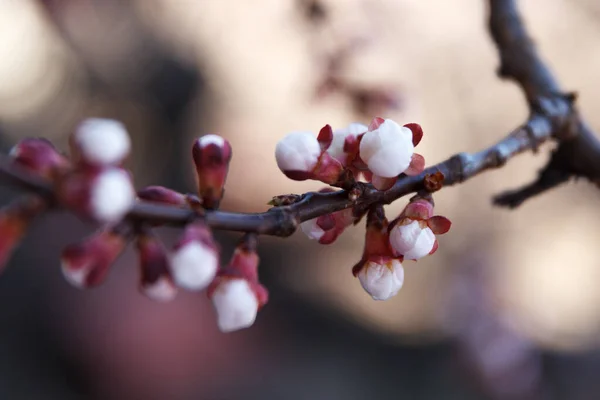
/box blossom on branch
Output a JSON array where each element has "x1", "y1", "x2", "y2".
[
  {"x1": 57, "y1": 167, "x2": 136, "y2": 224},
  {"x1": 136, "y1": 229, "x2": 177, "y2": 302},
  {"x1": 352, "y1": 206, "x2": 405, "y2": 300},
  {"x1": 61, "y1": 227, "x2": 128, "y2": 288},
  {"x1": 192, "y1": 134, "x2": 232, "y2": 209},
  {"x1": 389, "y1": 198, "x2": 451, "y2": 260},
  {"x1": 70, "y1": 118, "x2": 131, "y2": 167},
  {"x1": 169, "y1": 221, "x2": 219, "y2": 291},
  {"x1": 208, "y1": 234, "x2": 268, "y2": 332}
]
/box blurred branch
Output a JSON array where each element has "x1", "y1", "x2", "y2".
[
  {"x1": 1, "y1": 0, "x2": 598, "y2": 237},
  {"x1": 489, "y1": 0, "x2": 600, "y2": 207}
]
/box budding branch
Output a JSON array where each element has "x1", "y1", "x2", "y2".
[{"x1": 1, "y1": 0, "x2": 599, "y2": 236}]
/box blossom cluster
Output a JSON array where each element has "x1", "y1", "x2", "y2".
[
  {"x1": 1, "y1": 120, "x2": 266, "y2": 332},
  {"x1": 0, "y1": 115, "x2": 452, "y2": 332},
  {"x1": 275, "y1": 117, "x2": 451, "y2": 300}
]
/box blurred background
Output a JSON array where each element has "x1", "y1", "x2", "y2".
[{"x1": 1, "y1": 0, "x2": 600, "y2": 399}]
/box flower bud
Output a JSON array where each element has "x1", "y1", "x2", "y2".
[
  {"x1": 357, "y1": 258, "x2": 405, "y2": 301},
  {"x1": 327, "y1": 123, "x2": 367, "y2": 166},
  {"x1": 352, "y1": 206, "x2": 405, "y2": 300},
  {"x1": 208, "y1": 234, "x2": 268, "y2": 332},
  {"x1": 300, "y1": 208, "x2": 354, "y2": 245},
  {"x1": 169, "y1": 222, "x2": 219, "y2": 291},
  {"x1": 136, "y1": 230, "x2": 177, "y2": 302},
  {"x1": 61, "y1": 228, "x2": 127, "y2": 288},
  {"x1": 389, "y1": 220, "x2": 436, "y2": 260},
  {"x1": 389, "y1": 198, "x2": 451, "y2": 260},
  {"x1": 70, "y1": 118, "x2": 131, "y2": 166},
  {"x1": 359, "y1": 118, "x2": 414, "y2": 178},
  {"x1": 275, "y1": 128, "x2": 346, "y2": 185},
  {"x1": 0, "y1": 197, "x2": 46, "y2": 274},
  {"x1": 192, "y1": 134, "x2": 232, "y2": 209},
  {"x1": 58, "y1": 167, "x2": 136, "y2": 224},
  {"x1": 9, "y1": 138, "x2": 69, "y2": 181},
  {"x1": 275, "y1": 131, "x2": 321, "y2": 179},
  {"x1": 211, "y1": 278, "x2": 260, "y2": 332},
  {"x1": 137, "y1": 186, "x2": 187, "y2": 206}
]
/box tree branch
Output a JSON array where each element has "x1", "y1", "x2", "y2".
[{"x1": 1, "y1": 0, "x2": 598, "y2": 237}]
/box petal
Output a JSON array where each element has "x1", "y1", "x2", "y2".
[
  {"x1": 404, "y1": 200, "x2": 433, "y2": 220},
  {"x1": 317, "y1": 124, "x2": 334, "y2": 150},
  {"x1": 429, "y1": 239, "x2": 439, "y2": 255},
  {"x1": 368, "y1": 117, "x2": 385, "y2": 131},
  {"x1": 404, "y1": 153, "x2": 425, "y2": 176},
  {"x1": 403, "y1": 123, "x2": 423, "y2": 146},
  {"x1": 316, "y1": 214, "x2": 335, "y2": 230},
  {"x1": 427, "y1": 216, "x2": 452, "y2": 234},
  {"x1": 371, "y1": 175, "x2": 397, "y2": 191}
]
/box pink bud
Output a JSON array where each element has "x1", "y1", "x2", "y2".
[
  {"x1": 70, "y1": 118, "x2": 131, "y2": 167},
  {"x1": 0, "y1": 197, "x2": 46, "y2": 274},
  {"x1": 137, "y1": 186, "x2": 187, "y2": 206},
  {"x1": 10, "y1": 138, "x2": 70, "y2": 181},
  {"x1": 136, "y1": 231, "x2": 177, "y2": 302},
  {"x1": 58, "y1": 167, "x2": 136, "y2": 224},
  {"x1": 192, "y1": 134, "x2": 232, "y2": 209},
  {"x1": 61, "y1": 229, "x2": 127, "y2": 288},
  {"x1": 359, "y1": 118, "x2": 414, "y2": 178},
  {"x1": 300, "y1": 208, "x2": 355, "y2": 244},
  {"x1": 207, "y1": 235, "x2": 268, "y2": 332},
  {"x1": 169, "y1": 222, "x2": 219, "y2": 291}
]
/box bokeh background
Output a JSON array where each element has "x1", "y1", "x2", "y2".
[{"x1": 1, "y1": 0, "x2": 600, "y2": 399}]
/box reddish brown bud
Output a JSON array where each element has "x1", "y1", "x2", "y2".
[
  {"x1": 61, "y1": 228, "x2": 127, "y2": 288},
  {"x1": 136, "y1": 230, "x2": 176, "y2": 302},
  {"x1": 10, "y1": 138, "x2": 70, "y2": 181},
  {"x1": 137, "y1": 186, "x2": 187, "y2": 206},
  {"x1": 0, "y1": 196, "x2": 47, "y2": 274},
  {"x1": 192, "y1": 135, "x2": 232, "y2": 209}
]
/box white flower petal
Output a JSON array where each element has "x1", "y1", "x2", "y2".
[
  {"x1": 142, "y1": 278, "x2": 177, "y2": 302},
  {"x1": 300, "y1": 218, "x2": 325, "y2": 240},
  {"x1": 359, "y1": 119, "x2": 414, "y2": 178},
  {"x1": 90, "y1": 168, "x2": 135, "y2": 223},
  {"x1": 358, "y1": 259, "x2": 404, "y2": 300},
  {"x1": 390, "y1": 221, "x2": 435, "y2": 260},
  {"x1": 170, "y1": 242, "x2": 218, "y2": 290},
  {"x1": 275, "y1": 131, "x2": 321, "y2": 172},
  {"x1": 328, "y1": 122, "x2": 367, "y2": 165},
  {"x1": 75, "y1": 118, "x2": 131, "y2": 165},
  {"x1": 212, "y1": 279, "x2": 259, "y2": 332}
]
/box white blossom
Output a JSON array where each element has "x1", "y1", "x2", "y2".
[
  {"x1": 357, "y1": 259, "x2": 404, "y2": 300},
  {"x1": 327, "y1": 122, "x2": 367, "y2": 165},
  {"x1": 359, "y1": 119, "x2": 414, "y2": 178},
  {"x1": 275, "y1": 131, "x2": 321, "y2": 173},
  {"x1": 89, "y1": 168, "x2": 135, "y2": 223},
  {"x1": 142, "y1": 278, "x2": 177, "y2": 302},
  {"x1": 300, "y1": 218, "x2": 325, "y2": 240},
  {"x1": 211, "y1": 278, "x2": 259, "y2": 332},
  {"x1": 74, "y1": 118, "x2": 131, "y2": 165},
  {"x1": 389, "y1": 220, "x2": 436, "y2": 260},
  {"x1": 169, "y1": 241, "x2": 218, "y2": 290}
]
